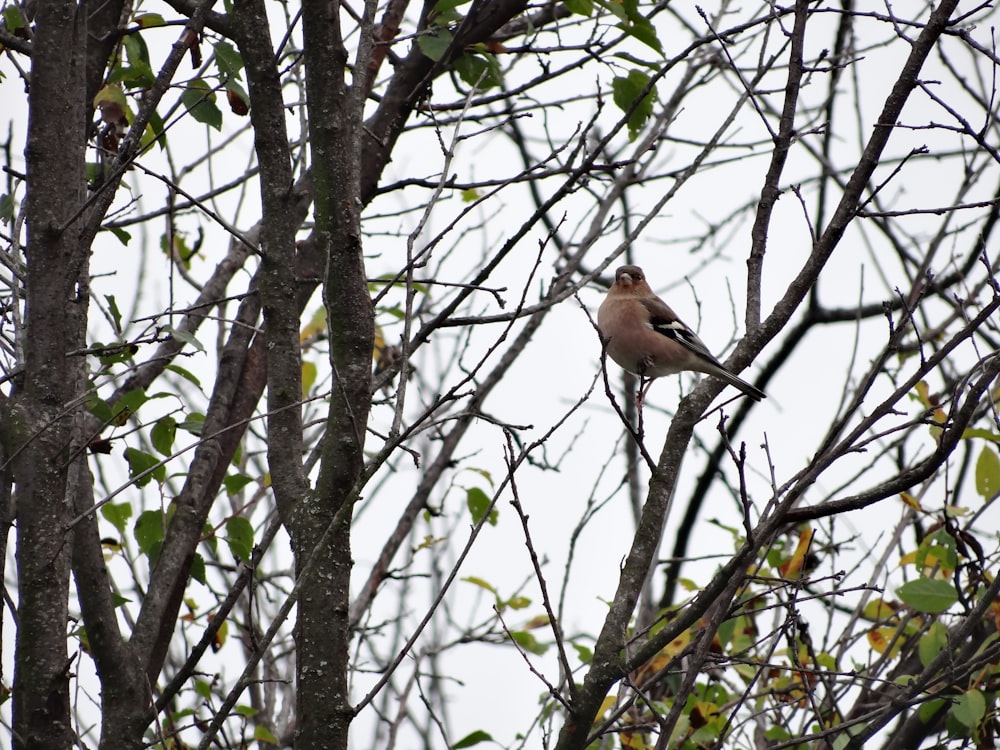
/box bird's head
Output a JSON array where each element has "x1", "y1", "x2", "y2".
[{"x1": 613, "y1": 265, "x2": 646, "y2": 292}]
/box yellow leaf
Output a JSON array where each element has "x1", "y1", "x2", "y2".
[
  {"x1": 633, "y1": 631, "x2": 689, "y2": 684},
  {"x1": 777, "y1": 528, "x2": 813, "y2": 579},
  {"x1": 300, "y1": 306, "x2": 327, "y2": 343},
  {"x1": 372, "y1": 324, "x2": 386, "y2": 361},
  {"x1": 914, "y1": 380, "x2": 932, "y2": 406},
  {"x1": 593, "y1": 694, "x2": 618, "y2": 724},
  {"x1": 213, "y1": 617, "x2": 228, "y2": 650},
  {"x1": 976, "y1": 445, "x2": 1000, "y2": 499},
  {"x1": 412, "y1": 534, "x2": 445, "y2": 552},
  {"x1": 862, "y1": 597, "x2": 896, "y2": 621},
  {"x1": 301, "y1": 360, "x2": 317, "y2": 398},
  {"x1": 868, "y1": 625, "x2": 903, "y2": 657},
  {"x1": 690, "y1": 700, "x2": 720, "y2": 729},
  {"x1": 899, "y1": 492, "x2": 922, "y2": 511},
  {"x1": 524, "y1": 614, "x2": 550, "y2": 629},
  {"x1": 620, "y1": 730, "x2": 650, "y2": 750},
  {"x1": 899, "y1": 550, "x2": 917, "y2": 566},
  {"x1": 867, "y1": 627, "x2": 889, "y2": 653}
]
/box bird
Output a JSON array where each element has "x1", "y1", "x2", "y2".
[{"x1": 597, "y1": 264, "x2": 765, "y2": 403}]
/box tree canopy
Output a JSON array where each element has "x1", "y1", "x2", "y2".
[{"x1": 2, "y1": 0, "x2": 1000, "y2": 748}]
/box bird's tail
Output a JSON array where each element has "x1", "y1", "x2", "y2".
[{"x1": 707, "y1": 364, "x2": 766, "y2": 402}]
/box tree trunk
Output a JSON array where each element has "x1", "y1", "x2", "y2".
[
  {"x1": 10, "y1": 0, "x2": 89, "y2": 747},
  {"x1": 294, "y1": 0, "x2": 374, "y2": 747}
]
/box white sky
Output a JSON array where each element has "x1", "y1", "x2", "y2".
[{"x1": 2, "y1": 1, "x2": 999, "y2": 747}]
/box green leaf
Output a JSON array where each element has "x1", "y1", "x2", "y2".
[
  {"x1": 147, "y1": 538, "x2": 164, "y2": 567},
  {"x1": 434, "y1": 0, "x2": 473, "y2": 14},
  {"x1": 197, "y1": 521, "x2": 218, "y2": 556},
  {"x1": 612, "y1": 51, "x2": 662, "y2": 70},
  {"x1": 134, "y1": 13, "x2": 166, "y2": 28},
  {"x1": 178, "y1": 412, "x2": 205, "y2": 436},
  {"x1": 951, "y1": 688, "x2": 986, "y2": 729},
  {"x1": 466, "y1": 486, "x2": 497, "y2": 526},
  {"x1": 85, "y1": 162, "x2": 104, "y2": 184},
  {"x1": 572, "y1": 643, "x2": 593, "y2": 663},
  {"x1": 104, "y1": 294, "x2": 124, "y2": 333},
  {"x1": 253, "y1": 724, "x2": 278, "y2": 744},
  {"x1": 975, "y1": 445, "x2": 1000, "y2": 499},
  {"x1": 918, "y1": 698, "x2": 947, "y2": 723},
  {"x1": 86, "y1": 390, "x2": 114, "y2": 423},
  {"x1": 101, "y1": 501, "x2": 133, "y2": 534},
  {"x1": 598, "y1": 0, "x2": 627, "y2": 23},
  {"x1": 897, "y1": 578, "x2": 957, "y2": 614},
  {"x1": 122, "y1": 32, "x2": 155, "y2": 88},
  {"x1": 418, "y1": 29, "x2": 453, "y2": 62},
  {"x1": 111, "y1": 592, "x2": 131, "y2": 607},
  {"x1": 462, "y1": 576, "x2": 497, "y2": 594},
  {"x1": 147, "y1": 108, "x2": 167, "y2": 150},
  {"x1": 113, "y1": 389, "x2": 149, "y2": 418},
  {"x1": 612, "y1": 69, "x2": 656, "y2": 141},
  {"x1": 225, "y1": 516, "x2": 254, "y2": 563},
  {"x1": 452, "y1": 730, "x2": 493, "y2": 749},
  {"x1": 181, "y1": 79, "x2": 223, "y2": 130},
  {"x1": 564, "y1": 0, "x2": 593, "y2": 15},
  {"x1": 916, "y1": 530, "x2": 958, "y2": 573},
  {"x1": 918, "y1": 621, "x2": 948, "y2": 667},
  {"x1": 716, "y1": 615, "x2": 737, "y2": 648},
  {"x1": 509, "y1": 630, "x2": 548, "y2": 654},
  {"x1": 170, "y1": 707, "x2": 196, "y2": 722},
  {"x1": 124, "y1": 447, "x2": 165, "y2": 487},
  {"x1": 236, "y1": 704, "x2": 258, "y2": 717},
  {"x1": 161, "y1": 231, "x2": 198, "y2": 268},
  {"x1": 105, "y1": 225, "x2": 131, "y2": 246},
  {"x1": 764, "y1": 726, "x2": 792, "y2": 742},
  {"x1": 961, "y1": 428, "x2": 1000, "y2": 442},
  {"x1": 454, "y1": 53, "x2": 500, "y2": 89},
  {"x1": 816, "y1": 652, "x2": 836, "y2": 670},
  {"x1": 134, "y1": 509, "x2": 165, "y2": 554},
  {"x1": 617, "y1": 16, "x2": 662, "y2": 54},
  {"x1": 3, "y1": 5, "x2": 26, "y2": 31},
  {"x1": 619, "y1": 0, "x2": 655, "y2": 30},
  {"x1": 832, "y1": 732, "x2": 853, "y2": 750},
  {"x1": 164, "y1": 325, "x2": 206, "y2": 353},
  {"x1": 94, "y1": 341, "x2": 138, "y2": 367},
  {"x1": 93, "y1": 83, "x2": 129, "y2": 112},
  {"x1": 151, "y1": 416, "x2": 177, "y2": 456},
  {"x1": 213, "y1": 39, "x2": 244, "y2": 79},
  {"x1": 190, "y1": 553, "x2": 206, "y2": 585},
  {"x1": 194, "y1": 679, "x2": 213, "y2": 699},
  {"x1": 223, "y1": 473, "x2": 254, "y2": 497},
  {"x1": 166, "y1": 363, "x2": 202, "y2": 389},
  {"x1": 0, "y1": 192, "x2": 15, "y2": 223},
  {"x1": 138, "y1": 119, "x2": 160, "y2": 152}
]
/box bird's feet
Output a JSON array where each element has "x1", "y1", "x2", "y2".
[{"x1": 634, "y1": 376, "x2": 653, "y2": 410}]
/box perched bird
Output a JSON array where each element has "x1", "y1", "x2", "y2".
[{"x1": 597, "y1": 264, "x2": 765, "y2": 403}]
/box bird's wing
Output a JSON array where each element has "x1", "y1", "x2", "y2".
[{"x1": 640, "y1": 296, "x2": 724, "y2": 368}]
